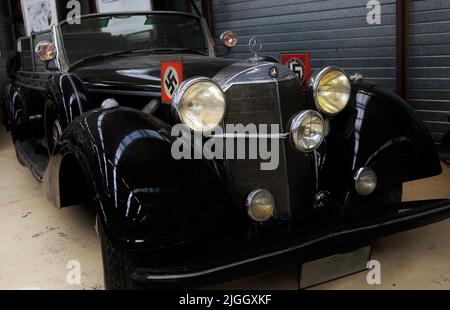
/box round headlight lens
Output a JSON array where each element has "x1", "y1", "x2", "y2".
[
  {"x1": 313, "y1": 67, "x2": 351, "y2": 116},
  {"x1": 290, "y1": 110, "x2": 325, "y2": 152},
  {"x1": 246, "y1": 189, "x2": 275, "y2": 222},
  {"x1": 35, "y1": 41, "x2": 57, "y2": 61},
  {"x1": 220, "y1": 30, "x2": 238, "y2": 48},
  {"x1": 174, "y1": 78, "x2": 226, "y2": 132}
]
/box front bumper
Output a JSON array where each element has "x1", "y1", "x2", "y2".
[{"x1": 131, "y1": 199, "x2": 450, "y2": 289}]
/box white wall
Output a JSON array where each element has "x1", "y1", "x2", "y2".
[{"x1": 96, "y1": 0, "x2": 152, "y2": 13}]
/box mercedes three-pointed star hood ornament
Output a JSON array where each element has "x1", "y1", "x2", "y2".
[{"x1": 248, "y1": 36, "x2": 264, "y2": 62}]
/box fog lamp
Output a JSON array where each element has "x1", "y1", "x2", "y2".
[
  {"x1": 246, "y1": 189, "x2": 275, "y2": 222},
  {"x1": 354, "y1": 167, "x2": 377, "y2": 196},
  {"x1": 290, "y1": 110, "x2": 325, "y2": 152}
]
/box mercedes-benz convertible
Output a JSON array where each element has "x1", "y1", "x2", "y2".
[{"x1": 4, "y1": 9, "x2": 449, "y2": 289}]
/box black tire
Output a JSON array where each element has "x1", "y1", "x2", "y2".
[
  {"x1": 371, "y1": 184, "x2": 403, "y2": 216},
  {"x1": 350, "y1": 184, "x2": 403, "y2": 219},
  {"x1": 98, "y1": 218, "x2": 133, "y2": 290},
  {"x1": 378, "y1": 184, "x2": 403, "y2": 205}
]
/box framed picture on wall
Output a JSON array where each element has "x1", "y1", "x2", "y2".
[
  {"x1": 20, "y1": 0, "x2": 58, "y2": 35},
  {"x1": 96, "y1": 0, "x2": 152, "y2": 13}
]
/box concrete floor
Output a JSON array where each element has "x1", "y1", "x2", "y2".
[{"x1": 0, "y1": 126, "x2": 449, "y2": 290}]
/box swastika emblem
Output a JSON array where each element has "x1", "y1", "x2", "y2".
[
  {"x1": 164, "y1": 67, "x2": 180, "y2": 99},
  {"x1": 285, "y1": 58, "x2": 305, "y2": 83},
  {"x1": 164, "y1": 67, "x2": 179, "y2": 98},
  {"x1": 161, "y1": 61, "x2": 183, "y2": 103}
]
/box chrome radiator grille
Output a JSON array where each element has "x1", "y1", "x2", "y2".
[{"x1": 223, "y1": 82, "x2": 291, "y2": 219}]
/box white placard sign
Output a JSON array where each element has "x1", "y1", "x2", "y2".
[
  {"x1": 97, "y1": 0, "x2": 152, "y2": 13},
  {"x1": 21, "y1": 0, "x2": 58, "y2": 35}
]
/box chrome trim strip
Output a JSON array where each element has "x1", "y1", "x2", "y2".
[
  {"x1": 314, "y1": 151, "x2": 320, "y2": 190},
  {"x1": 205, "y1": 133, "x2": 289, "y2": 139},
  {"x1": 214, "y1": 62, "x2": 298, "y2": 92},
  {"x1": 274, "y1": 78, "x2": 292, "y2": 217},
  {"x1": 58, "y1": 11, "x2": 200, "y2": 27},
  {"x1": 86, "y1": 88, "x2": 161, "y2": 97},
  {"x1": 52, "y1": 25, "x2": 69, "y2": 72}
]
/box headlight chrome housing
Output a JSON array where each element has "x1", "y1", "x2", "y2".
[
  {"x1": 246, "y1": 189, "x2": 275, "y2": 222},
  {"x1": 173, "y1": 77, "x2": 226, "y2": 133},
  {"x1": 310, "y1": 67, "x2": 351, "y2": 116},
  {"x1": 290, "y1": 110, "x2": 325, "y2": 152}
]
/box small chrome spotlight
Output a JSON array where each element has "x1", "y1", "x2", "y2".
[{"x1": 354, "y1": 167, "x2": 377, "y2": 196}]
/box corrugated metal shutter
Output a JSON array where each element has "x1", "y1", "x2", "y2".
[
  {"x1": 212, "y1": 0, "x2": 397, "y2": 90},
  {"x1": 409, "y1": 0, "x2": 450, "y2": 144}
]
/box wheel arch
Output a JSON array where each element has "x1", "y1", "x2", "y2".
[{"x1": 58, "y1": 152, "x2": 96, "y2": 209}]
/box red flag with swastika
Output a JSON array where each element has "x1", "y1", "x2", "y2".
[
  {"x1": 280, "y1": 51, "x2": 311, "y2": 90},
  {"x1": 161, "y1": 61, "x2": 184, "y2": 104}
]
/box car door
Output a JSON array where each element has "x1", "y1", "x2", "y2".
[{"x1": 15, "y1": 31, "x2": 58, "y2": 143}]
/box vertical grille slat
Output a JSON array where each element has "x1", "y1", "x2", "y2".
[{"x1": 223, "y1": 82, "x2": 291, "y2": 219}]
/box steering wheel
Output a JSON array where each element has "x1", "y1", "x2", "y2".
[{"x1": 146, "y1": 37, "x2": 185, "y2": 49}]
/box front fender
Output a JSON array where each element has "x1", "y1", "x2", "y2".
[
  {"x1": 47, "y1": 107, "x2": 238, "y2": 249},
  {"x1": 320, "y1": 80, "x2": 441, "y2": 202},
  {"x1": 46, "y1": 74, "x2": 91, "y2": 127}
]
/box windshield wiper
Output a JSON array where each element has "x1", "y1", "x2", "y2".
[{"x1": 69, "y1": 48, "x2": 141, "y2": 71}]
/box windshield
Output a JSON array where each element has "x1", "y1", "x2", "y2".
[{"x1": 60, "y1": 14, "x2": 207, "y2": 64}]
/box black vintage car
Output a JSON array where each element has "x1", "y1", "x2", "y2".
[{"x1": 4, "y1": 10, "x2": 450, "y2": 289}]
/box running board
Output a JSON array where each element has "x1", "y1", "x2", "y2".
[{"x1": 15, "y1": 140, "x2": 49, "y2": 181}]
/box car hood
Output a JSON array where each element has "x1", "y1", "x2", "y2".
[{"x1": 72, "y1": 53, "x2": 239, "y2": 95}]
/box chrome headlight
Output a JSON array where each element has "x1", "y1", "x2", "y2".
[
  {"x1": 290, "y1": 110, "x2": 325, "y2": 152},
  {"x1": 311, "y1": 67, "x2": 351, "y2": 116},
  {"x1": 173, "y1": 77, "x2": 226, "y2": 132}
]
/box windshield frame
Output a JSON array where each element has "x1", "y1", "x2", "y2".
[{"x1": 56, "y1": 11, "x2": 214, "y2": 71}]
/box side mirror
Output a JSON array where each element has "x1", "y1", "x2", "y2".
[
  {"x1": 219, "y1": 30, "x2": 238, "y2": 55},
  {"x1": 35, "y1": 41, "x2": 56, "y2": 69}
]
